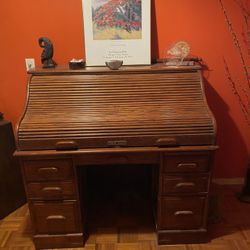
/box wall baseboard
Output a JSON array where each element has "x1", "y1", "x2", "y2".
[{"x1": 212, "y1": 178, "x2": 244, "y2": 185}]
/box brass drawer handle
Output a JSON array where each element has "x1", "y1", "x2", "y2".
[
  {"x1": 174, "y1": 211, "x2": 194, "y2": 216},
  {"x1": 176, "y1": 182, "x2": 195, "y2": 188},
  {"x1": 177, "y1": 163, "x2": 198, "y2": 169},
  {"x1": 38, "y1": 167, "x2": 58, "y2": 173},
  {"x1": 156, "y1": 138, "x2": 178, "y2": 147},
  {"x1": 42, "y1": 187, "x2": 62, "y2": 192},
  {"x1": 56, "y1": 140, "x2": 79, "y2": 150},
  {"x1": 46, "y1": 215, "x2": 66, "y2": 221}
]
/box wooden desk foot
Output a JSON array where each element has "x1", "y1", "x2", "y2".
[
  {"x1": 157, "y1": 229, "x2": 209, "y2": 244},
  {"x1": 33, "y1": 233, "x2": 84, "y2": 249}
]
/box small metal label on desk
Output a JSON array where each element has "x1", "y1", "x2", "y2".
[{"x1": 107, "y1": 140, "x2": 127, "y2": 147}]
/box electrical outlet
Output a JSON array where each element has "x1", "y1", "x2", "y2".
[{"x1": 25, "y1": 58, "x2": 35, "y2": 71}]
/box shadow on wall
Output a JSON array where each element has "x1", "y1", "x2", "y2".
[
  {"x1": 151, "y1": 0, "x2": 159, "y2": 62},
  {"x1": 203, "y1": 76, "x2": 249, "y2": 178}
]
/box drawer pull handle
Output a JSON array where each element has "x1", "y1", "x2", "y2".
[
  {"x1": 38, "y1": 167, "x2": 58, "y2": 173},
  {"x1": 46, "y1": 215, "x2": 66, "y2": 221},
  {"x1": 56, "y1": 140, "x2": 79, "y2": 150},
  {"x1": 156, "y1": 138, "x2": 178, "y2": 147},
  {"x1": 177, "y1": 163, "x2": 198, "y2": 169},
  {"x1": 42, "y1": 187, "x2": 62, "y2": 192},
  {"x1": 174, "y1": 211, "x2": 194, "y2": 216},
  {"x1": 176, "y1": 182, "x2": 195, "y2": 188}
]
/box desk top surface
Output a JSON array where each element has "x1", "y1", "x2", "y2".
[{"x1": 28, "y1": 64, "x2": 202, "y2": 75}]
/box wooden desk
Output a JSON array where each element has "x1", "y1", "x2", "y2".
[{"x1": 15, "y1": 64, "x2": 217, "y2": 249}]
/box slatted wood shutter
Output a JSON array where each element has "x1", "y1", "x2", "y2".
[{"x1": 17, "y1": 65, "x2": 216, "y2": 150}]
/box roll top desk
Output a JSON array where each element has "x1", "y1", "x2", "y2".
[{"x1": 15, "y1": 64, "x2": 217, "y2": 249}]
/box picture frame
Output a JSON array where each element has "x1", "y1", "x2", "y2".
[{"x1": 82, "y1": 0, "x2": 151, "y2": 66}]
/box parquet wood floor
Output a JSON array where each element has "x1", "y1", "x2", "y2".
[{"x1": 1, "y1": 184, "x2": 250, "y2": 250}]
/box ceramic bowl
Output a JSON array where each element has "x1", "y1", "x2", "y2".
[{"x1": 105, "y1": 60, "x2": 123, "y2": 70}]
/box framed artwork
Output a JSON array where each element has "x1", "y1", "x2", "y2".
[{"x1": 82, "y1": 0, "x2": 151, "y2": 66}]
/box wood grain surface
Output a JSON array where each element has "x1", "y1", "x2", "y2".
[
  {"x1": 17, "y1": 65, "x2": 216, "y2": 150},
  {"x1": 14, "y1": 64, "x2": 218, "y2": 248},
  {"x1": 1, "y1": 184, "x2": 250, "y2": 250}
]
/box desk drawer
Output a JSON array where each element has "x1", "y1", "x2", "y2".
[
  {"x1": 161, "y1": 174, "x2": 209, "y2": 194},
  {"x1": 26, "y1": 181, "x2": 75, "y2": 200},
  {"x1": 158, "y1": 196, "x2": 206, "y2": 229},
  {"x1": 78, "y1": 152, "x2": 158, "y2": 165},
  {"x1": 31, "y1": 201, "x2": 81, "y2": 234},
  {"x1": 23, "y1": 159, "x2": 73, "y2": 181},
  {"x1": 162, "y1": 153, "x2": 210, "y2": 173}
]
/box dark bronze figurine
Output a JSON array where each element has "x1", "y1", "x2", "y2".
[{"x1": 38, "y1": 37, "x2": 56, "y2": 68}]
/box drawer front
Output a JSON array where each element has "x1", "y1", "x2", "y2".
[
  {"x1": 78, "y1": 152, "x2": 158, "y2": 165},
  {"x1": 26, "y1": 181, "x2": 75, "y2": 200},
  {"x1": 23, "y1": 159, "x2": 73, "y2": 181},
  {"x1": 158, "y1": 196, "x2": 206, "y2": 229},
  {"x1": 31, "y1": 201, "x2": 81, "y2": 234},
  {"x1": 161, "y1": 174, "x2": 209, "y2": 194},
  {"x1": 162, "y1": 153, "x2": 210, "y2": 173}
]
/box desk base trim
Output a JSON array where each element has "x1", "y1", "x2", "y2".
[
  {"x1": 33, "y1": 233, "x2": 84, "y2": 249},
  {"x1": 158, "y1": 228, "x2": 208, "y2": 244}
]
